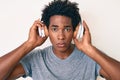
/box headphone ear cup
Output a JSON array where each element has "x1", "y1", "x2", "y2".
[
  {"x1": 41, "y1": 29, "x2": 45, "y2": 37},
  {"x1": 38, "y1": 28, "x2": 42, "y2": 37},
  {"x1": 76, "y1": 19, "x2": 84, "y2": 39},
  {"x1": 79, "y1": 24, "x2": 84, "y2": 38}
]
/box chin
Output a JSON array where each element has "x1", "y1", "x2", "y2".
[{"x1": 53, "y1": 45, "x2": 70, "y2": 53}]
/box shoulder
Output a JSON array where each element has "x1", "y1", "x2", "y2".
[
  {"x1": 74, "y1": 45, "x2": 97, "y2": 63},
  {"x1": 21, "y1": 46, "x2": 52, "y2": 61},
  {"x1": 41, "y1": 45, "x2": 52, "y2": 53}
]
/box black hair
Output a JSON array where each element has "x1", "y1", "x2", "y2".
[{"x1": 41, "y1": 0, "x2": 81, "y2": 31}]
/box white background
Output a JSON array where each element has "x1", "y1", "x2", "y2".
[{"x1": 0, "y1": 0, "x2": 120, "y2": 80}]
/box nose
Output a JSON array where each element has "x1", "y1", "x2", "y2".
[{"x1": 58, "y1": 30, "x2": 65, "y2": 40}]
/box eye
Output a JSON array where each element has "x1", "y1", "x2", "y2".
[
  {"x1": 51, "y1": 27, "x2": 58, "y2": 32},
  {"x1": 64, "y1": 27, "x2": 71, "y2": 32}
]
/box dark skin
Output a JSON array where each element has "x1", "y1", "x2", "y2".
[
  {"x1": 48, "y1": 15, "x2": 74, "y2": 59},
  {"x1": 0, "y1": 15, "x2": 120, "y2": 80}
]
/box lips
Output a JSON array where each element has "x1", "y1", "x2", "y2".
[{"x1": 56, "y1": 42, "x2": 66, "y2": 48}]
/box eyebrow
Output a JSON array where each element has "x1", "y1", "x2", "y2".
[
  {"x1": 50, "y1": 25, "x2": 71, "y2": 28},
  {"x1": 65, "y1": 25, "x2": 71, "y2": 28},
  {"x1": 50, "y1": 25, "x2": 58, "y2": 27}
]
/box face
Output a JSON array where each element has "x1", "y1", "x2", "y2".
[{"x1": 48, "y1": 15, "x2": 73, "y2": 53}]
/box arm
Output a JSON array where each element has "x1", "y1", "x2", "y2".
[
  {"x1": 0, "y1": 19, "x2": 48, "y2": 80},
  {"x1": 0, "y1": 41, "x2": 33, "y2": 80},
  {"x1": 73, "y1": 21, "x2": 120, "y2": 80},
  {"x1": 6, "y1": 63, "x2": 25, "y2": 80}
]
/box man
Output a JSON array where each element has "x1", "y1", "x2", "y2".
[{"x1": 0, "y1": 0, "x2": 120, "y2": 80}]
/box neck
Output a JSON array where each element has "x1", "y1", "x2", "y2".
[{"x1": 53, "y1": 44, "x2": 74, "y2": 59}]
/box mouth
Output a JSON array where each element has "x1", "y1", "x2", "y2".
[{"x1": 56, "y1": 43, "x2": 66, "y2": 48}]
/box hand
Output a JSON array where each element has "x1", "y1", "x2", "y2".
[
  {"x1": 27, "y1": 19, "x2": 48, "y2": 47},
  {"x1": 73, "y1": 20, "x2": 92, "y2": 52}
]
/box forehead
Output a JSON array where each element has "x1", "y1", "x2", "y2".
[{"x1": 49, "y1": 15, "x2": 72, "y2": 26}]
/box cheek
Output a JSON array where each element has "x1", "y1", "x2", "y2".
[
  {"x1": 66, "y1": 33, "x2": 74, "y2": 41},
  {"x1": 70, "y1": 34, "x2": 74, "y2": 40},
  {"x1": 49, "y1": 32, "x2": 57, "y2": 43},
  {"x1": 49, "y1": 31, "x2": 74, "y2": 42}
]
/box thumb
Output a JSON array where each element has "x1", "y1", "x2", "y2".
[{"x1": 73, "y1": 38, "x2": 79, "y2": 45}]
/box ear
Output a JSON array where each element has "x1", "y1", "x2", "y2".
[{"x1": 73, "y1": 24, "x2": 80, "y2": 38}]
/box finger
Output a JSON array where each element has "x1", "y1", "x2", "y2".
[
  {"x1": 37, "y1": 22, "x2": 48, "y2": 38},
  {"x1": 34, "y1": 19, "x2": 44, "y2": 27},
  {"x1": 73, "y1": 38, "x2": 79, "y2": 45},
  {"x1": 35, "y1": 20, "x2": 45, "y2": 33},
  {"x1": 83, "y1": 20, "x2": 91, "y2": 43},
  {"x1": 31, "y1": 20, "x2": 42, "y2": 31},
  {"x1": 83, "y1": 20, "x2": 89, "y2": 32}
]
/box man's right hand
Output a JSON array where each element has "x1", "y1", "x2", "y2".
[
  {"x1": 27, "y1": 19, "x2": 48, "y2": 48},
  {"x1": 0, "y1": 19, "x2": 49, "y2": 80}
]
